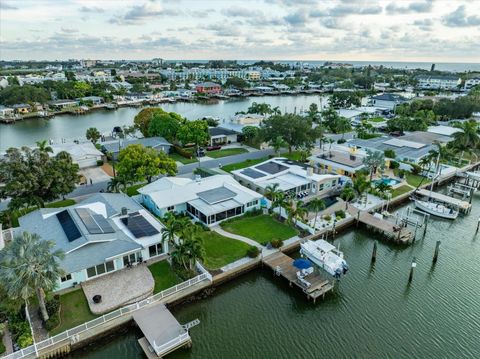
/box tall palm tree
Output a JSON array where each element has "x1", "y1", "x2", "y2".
[
  {"x1": 270, "y1": 136, "x2": 287, "y2": 157},
  {"x1": 0, "y1": 232, "x2": 64, "y2": 321},
  {"x1": 376, "y1": 182, "x2": 392, "y2": 199},
  {"x1": 452, "y1": 120, "x2": 480, "y2": 152},
  {"x1": 36, "y1": 140, "x2": 53, "y2": 154},
  {"x1": 161, "y1": 212, "x2": 188, "y2": 248},
  {"x1": 264, "y1": 183, "x2": 280, "y2": 202},
  {"x1": 306, "y1": 198, "x2": 326, "y2": 229},
  {"x1": 336, "y1": 116, "x2": 352, "y2": 139},
  {"x1": 362, "y1": 149, "x2": 385, "y2": 180},
  {"x1": 171, "y1": 224, "x2": 205, "y2": 271},
  {"x1": 353, "y1": 173, "x2": 370, "y2": 203},
  {"x1": 272, "y1": 192, "x2": 288, "y2": 220},
  {"x1": 340, "y1": 185, "x2": 355, "y2": 210}
]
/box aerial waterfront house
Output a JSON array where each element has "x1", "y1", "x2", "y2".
[
  {"x1": 416, "y1": 75, "x2": 461, "y2": 90},
  {"x1": 231, "y1": 157, "x2": 343, "y2": 199},
  {"x1": 0, "y1": 105, "x2": 14, "y2": 118},
  {"x1": 139, "y1": 175, "x2": 263, "y2": 226},
  {"x1": 18, "y1": 193, "x2": 168, "y2": 291},
  {"x1": 48, "y1": 99, "x2": 80, "y2": 110},
  {"x1": 230, "y1": 113, "x2": 266, "y2": 126},
  {"x1": 101, "y1": 136, "x2": 172, "y2": 160},
  {"x1": 308, "y1": 148, "x2": 366, "y2": 177},
  {"x1": 208, "y1": 127, "x2": 239, "y2": 146},
  {"x1": 11, "y1": 103, "x2": 31, "y2": 114},
  {"x1": 369, "y1": 93, "x2": 407, "y2": 111},
  {"x1": 195, "y1": 82, "x2": 222, "y2": 94},
  {"x1": 464, "y1": 77, "x2": 480, "y2": 91},
  {"x1": 79, "y1": 96, "x2": 104, "y2": 106}
]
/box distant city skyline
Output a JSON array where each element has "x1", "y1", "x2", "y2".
[{"x1": 1, "y1": 0, "x2": 479, "y2": 62}]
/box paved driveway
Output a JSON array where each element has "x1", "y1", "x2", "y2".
[{"x1": 79, "y1": 166, "x2": 112, "y2": 184}]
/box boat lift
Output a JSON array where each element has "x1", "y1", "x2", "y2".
[{"x1": 395, "y1": 206, "x2": 430, "y2": 240}]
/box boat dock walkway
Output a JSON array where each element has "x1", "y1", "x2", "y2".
[
  {"x1": 348, "y1": 206, "x2": 414, "y2": 244},
  {"x1": 262, "y1": 251, "x2": 334, "y2": 303},
  {"x1": 416, "y1": 188, "x2": 472, "y2": 213},
  {"x1": 133, "y1": 303, "x2": 191, "y2": 358}
]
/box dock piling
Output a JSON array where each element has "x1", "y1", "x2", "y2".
[
  {"x1": 408, "y1": 257, "x2": 416, "y2": 283},
  {"x1": 432, "y1": 241, "x2": 441, "y2": 264},
  {"x1": 371, "y1": 241, "x2": 377, "y2": 263}
]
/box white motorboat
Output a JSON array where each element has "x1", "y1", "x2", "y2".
[
  {"x1": 414, "y1": 199, "x2": 459, "y2": 220},
  {"x1": 300, "y1": 239, "x2": 348, "y2": 278}
]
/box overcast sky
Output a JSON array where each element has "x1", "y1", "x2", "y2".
[{"x1": 1, "y1": 0, "x2": 479, "y2": 62}]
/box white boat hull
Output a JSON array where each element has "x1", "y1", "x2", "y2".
[
  {"x1": 300, "y1": 240, "x2": 348, "y2": 278},
  {"x1": 414, "y1": 200, "x2": 458, "y2": 220}
]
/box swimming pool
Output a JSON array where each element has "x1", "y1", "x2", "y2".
[{"x1": 373, "y1": 177, "x2": 401, "y2": 186}]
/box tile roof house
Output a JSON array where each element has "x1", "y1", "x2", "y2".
[
  {"x1": 18, "y1": 193, "x2": 168, "y2": 291},
  {"x1": 139, "y1": 175, "x2": 263, "y2": 226}
]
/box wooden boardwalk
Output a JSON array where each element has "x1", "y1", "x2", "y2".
[
  {"x1": 348, "y1": 206, "x2": 413, "y2": 244},
  {"x1": 262, "y1": 252, "x2": 334, "y2": 303},
  {"x1": 416, "y1": 189, "x2": 472, "y2": 213}
]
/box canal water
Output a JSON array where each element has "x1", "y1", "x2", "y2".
[
  {"x1": 0, "y1": 95, "x2": 328, "y2": 150},
  {"x1": 68, "y1": 197, "x2": 480, "y2": 359}
]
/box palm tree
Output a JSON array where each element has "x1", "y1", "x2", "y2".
[
  {"x1": 0, "y1": 232, "x2": 64, "y2": 322},
  {"x1": 336, "y1": 116, "x2": 352, "y2": 140},
  {"x1": 171, "y1": 224, "x2": 205, "y2": 271},
  {"x1": 306, "y1": 198, "x2": 325, "y2": 229},
  {"x1": 340, "y1": 185, "x2": 355, "y2": 210},
  {"x1": 36, "y1": 140, "x2": 53, "y2": 153},
  {"x1": 272, "y1": 192, "x2": 288, "y2": 220},
  {"x1": 107, "y1": 176, "x2": 127, "y2": 193},
  {"x1": 376, "y1": 182, "x2": 392, "y2": 199},
  {"x1": 270, "y1": 136, "x2": 287, "y2": 156},
  {"x1": 353, "y1": 173, "x2": 370, "y2": 203},
  {"x1": 362, "y1": 149, "x2": 385, "y2": 180},
  {"x1": 264, "y1": 183, "x2": 281, "y2": 202},
  {"x1": 451, "y1": 120, "x2": 480, "y2": 152},
  {"x1": 161, "y1": 212, "x2": 188, "y2": 248}
]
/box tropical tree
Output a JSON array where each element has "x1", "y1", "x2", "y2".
[
  {"x1": 272, "y1": 192, "x2": 288, "y2": 220},
  {"x1": 86, "y1": 127, "x2": 101, "y2": 144},
  {"x1": 451, "y1": 120, "x2": 480, "y2": 153},
  {"x1": 375, "y1": 182, "x2": 392, "y2": 199},
  {"x1": 264, "y1": 183, "x2": 281, "y2": 202},
  {"x1": 116, "y1": 144, "x2": 177, "y2": 184},
  {"x1": 171, "y1": 224, "x2": 205, "y2": 271},
  {"x1": 0, "y1": 232, "x2": 64, "y2": 322},
  {"x1": 106, "y1": 176, "x2": 127, "y2": 193},
  {"x1": 336, "y1": 116, "x2": 352, "y2": 139},
  {"x1": 307, "y1": 103, "x2": 319, "y2": 122},
  {"x1": 177, "y1": 120, "x2": 210, "y2": 156},
  {"x1": 148, "y1": 112, "x2": 184, "y2": 142},
  {"x1": 270, "y1": 136, "x2": 287, "y2": 156},
  {"x1": 161, "y1": 212, "x2": 189, "y2": 248},
  {"x1": 306, "y1": 198, "x2": 326, "y2": 229},
  {"x1": 133, "y1": 107, "x2": 167, "y2": 137},
  {"x1": 35, "y1": 140, "x2": 53, "y2": 153},
  {"x1": 340, "y1": 185, "x2": 355, "y2": 210},
  {"x1": 353, "y1": 173, "x2": 370, "y2": 203},
  {"x1": 362, "y1": 149, "x2": 385, "y2": 180}
]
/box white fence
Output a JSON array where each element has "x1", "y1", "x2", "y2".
[{"x1": 2, "y1": 264, "x2": 212, "y2": 359}]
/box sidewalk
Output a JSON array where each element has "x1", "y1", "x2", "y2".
[{"x1": 211, "y1": 226, "x2": 263, "y2": 249}]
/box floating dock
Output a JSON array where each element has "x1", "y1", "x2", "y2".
[
  {"x1": 416, "y1": 188, "x2": 472, "y2": 214},
  {"x1": 134, "y1": 303, "x2": 191, "y2": 358},
  {"x1": 262, "y1": 251, "x2": 334, "y2": 303}
]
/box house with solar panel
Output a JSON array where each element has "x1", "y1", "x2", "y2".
[
  {"x1": 18, "y1": 193, "x2": 168, "y2": 291},
  {"x1": 231, "y1": 158, "x2": 343, "y2": 199},
  {"x1": 138, "y1": 175, "x2": 263, "y2": 226}
]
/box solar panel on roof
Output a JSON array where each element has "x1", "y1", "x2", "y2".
[
  {"x1": 56, "y1": 210, "x2": 82, "y2": 242},
  {"x1": 75, "y1": 208, "x2": 115, "y2": 234},
  {"x1": 241, "y1": 168, "x2": 266, "y2": 179},
  {"x1": 120, "y1": 212, "x2": 159, "y2": 238},
  {"x1": 255, "y1": 162, "x2": 288, "y2": 175},
  {"x1": 93, "y1": 214, "x2": 115, "y2": 234}
]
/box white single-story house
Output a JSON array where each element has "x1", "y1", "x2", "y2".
[
  {"x1": 18, "y1": 193, "x2": 168, "y2": 292},
  {"x1": 51, "y1": 142, "x2": 104, "y2": 168},
  {"x1": 230, "y1": 113, "x2": 265, "y2": 126},
  {"x1": 231, "y1": 157, "x2": 343, "y2": 198},
  {"x1": 139, "y1": 175, "x2": 263, "y2": 226},
  {"x1": 0, "y1": 106, "x2": 14, "y2": 117},
  {"x1": 309, "y1": 149, "x2": 366, "y2": 177},
  {"x1": 101, "y1": 137, "x2": 172, "y2": 160},
  {"x1": 49, "y1": 99, "x2": 80, "y2": 109},
  {"x1": 208, "y1": 127, "x2": 239, "y2": 146}
]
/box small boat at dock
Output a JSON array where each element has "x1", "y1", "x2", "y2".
[
  {"x1": 413, "y1": 198, "x2": 459, "y2": 219},
  {"x1": 300, "y1": 239, "x2": 348, "y2": 278}
]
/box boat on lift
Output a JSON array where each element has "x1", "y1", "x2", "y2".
[
  {"x1": 300, "y1": 239, "x2": 348, "y2": 278},
  {"x1": 413, "y1": 198, "x2": 458, "y2": 219}
]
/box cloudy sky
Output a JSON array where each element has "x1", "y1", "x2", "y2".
[{"x1": 1, "y1": 0, "x2": 479, "y2": 62}]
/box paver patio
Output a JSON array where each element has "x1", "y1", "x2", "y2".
[{"x1": 82, "y1": 265, "x2": 154, "y2": 315}]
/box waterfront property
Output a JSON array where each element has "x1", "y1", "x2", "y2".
[
  {"x1": 309, "y1": 148, "x2": 366, "y2": 177},
  {"x1": 18, "y1": 193, "x2": 168, "y2": 292},
  {"x1": 416, "y1": 74, "x2": 461, "y2": 90},
  {"x1": 230, "y1": 113, "x2": 265, "y2": 125},
  {"x1": 369, "y1": 93, "x2": 407, "y2": 110},
  {"x1": 195, "y1": 82, "x2": 221, "y2": 94},
  {"x1": 139, "y1": 175, "x2": 263, "y2": 226},
  {"x1": 51, "y1": 142, "x2": 104, "y2": 168},
  {"x1": 231, "y1": 157, "x2": 343, "y2": 199},
  {"x1": 208, "y1": 126, "x2": 239, "y2": 146},
  {"x1": 101, "y1": 136, "x2": 172, "y2": 159}
]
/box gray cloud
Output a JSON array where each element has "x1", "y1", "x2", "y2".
[
  {"x1": 60, "y1": 27, "x2": 79, "y2": 34},
  {"x1": 0, "y1": 2, "x2": 17, "y2": 10},
  {"x1": 442, "y1": 5, "x2": 480, "y2": 27},
  {"x1": 221, "y1": 7, "x2": 257, "y2": 18},
  {"x1": 109, "y1": 3, "x2": 180, "y2": 25},
  {"x1": 386, "y1": 1, "x2": 433, "y2": 14},
  {"x1": 284, "y1": 10, "x2": 309, "y2": 26},
  {"x1": 79, "y1": 6, "x2": 104, "y2": 13},
  {"x1": 413, "y1": 18, "x2": 433, "y2": 31}
]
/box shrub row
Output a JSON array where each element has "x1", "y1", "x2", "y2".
[{"x1": 174, "y1": 145, "x2": 193, "y2": 159}]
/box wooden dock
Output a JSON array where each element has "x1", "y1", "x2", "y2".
[
  {"x1": 348, "y1": 207, "x2": 414, "y2": 244},
  {"x1": 416, "y1": 188, "x2": 472, "y2": 213},
  {"x1": 262, "y1": 252, "x2": 334, "y2": 303}
]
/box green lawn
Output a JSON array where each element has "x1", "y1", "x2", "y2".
[
  {"x1": 391, "y1": 185, "x2": 413, "y2": 198},
  {"x1": 206, "y1": 148, "x2": 248, "y2": 158},
  {"x1": 148, "y1": 261, "x2": 182, "y2": 293},
  {"x1": 405, "y1": 173, "x2": 430, "y2": 188},
  {"x1": 169, "y1": 153, "x2": 198, "y2": 164},
  {"x1": 50, "y1": 289, "x2": 97, "y2": 335},
  {"x1": 368, "y1": 117, "x2": 386, "y2": 123},
  {"x1": 221, "y1": 157, "x2": 269, "y2": 173},
  {"x1": 282, "y1": 151, "x2": 306, "y2": 161},
  {"x1": 45, "y1": 199, "x2": 76, "y2": 208},
  {"x1": 220, "y1": 214, "x2": 298, "y2": 245},
  {"x1": 125, "y1": 182, "x2": 147, "y2": 197},
  {"x1": 200, "y1": 231, "x2": 251, "y2": 270}
]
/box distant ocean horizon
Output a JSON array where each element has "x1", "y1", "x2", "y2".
[{"x1": 169, "y1": 59, "x2": 480, "y2": 73}]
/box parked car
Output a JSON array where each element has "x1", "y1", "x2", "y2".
[{"x1": 207, "y1": 145, "x2": 222, "y2": 151}]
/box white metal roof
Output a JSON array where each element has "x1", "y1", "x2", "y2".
[{"x1": 383, "y1": 138, "x2": 426, "y2": 149}]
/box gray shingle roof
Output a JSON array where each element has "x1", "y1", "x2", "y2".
[
  {"x1": 18, "y1": 193, "x2": 146, "y2": 274},
  {"x1": 101, "y1": 137, "x2": 172, "y2": 154},
  {"x1": 208, "y1": 127, "x2": 238, "y2": 136}
]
